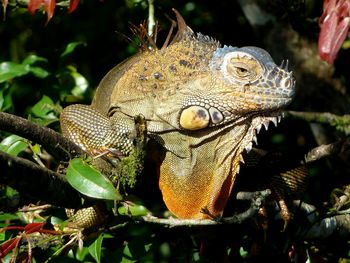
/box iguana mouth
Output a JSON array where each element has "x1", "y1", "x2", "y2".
[{"x1": 244, "y1": 112, "x2": 284, "y2": 154}]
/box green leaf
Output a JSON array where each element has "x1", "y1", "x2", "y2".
[
  {"x1": 0, "y1": 62, "x2": 28, "y2": 82},
  {"x1": 61, "y1": 42, "x2": 85, "y2": 58},
  {"x1": 0, "y1": 135, "x2": 28, "y2": 156},
  {"x1": 29, "y1": 95, "x2": 58, "y2": 126},
  {"x1": 0, "y1": 84, "x2": 14, "y2": 112},
  {"x1": 117, "y1": 204, "x2": 149, "y2": 217},
  {"x1": 66, "y1": 158, "x2": 122, "y2": 200},
  {"x1": 67, "y1": 65, "x2": 89, "y2": 96},
  {"x1": 75, "y1": 247, "x2": 90, "y2": 261},
  {"x1": 88, "y1": 233, "x2": 104, "y2": 263},
  {"x1": 22, "y1": 55, "x2": 48, "y2": 65},
  {"x1": 29, "y1": 66, "x2": 50, "y2": 78},
  {"x1": 0, "y1": 58, "x2": 49, "y2": 82},
  {"x1": 30, "y1": 95, "x2": 55, "y2": 117}
]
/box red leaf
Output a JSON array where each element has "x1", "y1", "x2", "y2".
[
  {"x1": 44, "y1": 0, "x2": 56, "y2": 23},
  {"x1": 318, "y1": 0, "x2": 350, "y2": 64},
  {"x1": 68, "y1": 0, "x2": 80, "y2": 13},
  {"x1": 0, "y1": 238, "x2": 21, "y2": 259},
  {"x1": 23, "y1": 222, "x2": 45, "y2": 234},
  {"x1": 28, "y1": 0, "x2": 44, "y2": 14}
]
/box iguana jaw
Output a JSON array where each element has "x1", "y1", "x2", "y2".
[{"x1": 242, "y1": 112, "x2": 284, "y2": 155}]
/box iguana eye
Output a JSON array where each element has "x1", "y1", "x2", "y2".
[
  {"x1": 231, "y1": 64, "x2": 250, "y2": 78},
  {"x1": 222, "y1": 52, "x2": 263, "y2": 83}
]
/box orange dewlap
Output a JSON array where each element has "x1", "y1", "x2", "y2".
[{"x1": 159, "y1": 163, "x2": 235, "y2": 219}]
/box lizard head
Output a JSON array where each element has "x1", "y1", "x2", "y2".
[
  {"x1": 178, "y1": 45, "x2": 295, "y2": 132},
  {"x1": 209, "y1": 45, "x2": 295, "y2": 111}
]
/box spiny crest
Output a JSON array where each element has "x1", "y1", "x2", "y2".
[
  {"x1": 128, "y1": 20, "x2": 159, "y2": 51},
  {"x1": 128, "y1": 9, "x2": 220, "y2": 52}
]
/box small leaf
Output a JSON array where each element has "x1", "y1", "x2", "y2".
[
  {"x1": 29, "y1": 95, "x2": 58, "y2": 125},
  {"x1": 29, "y1": 66, "x2": 50, "y2": 78},
  {"x1": 30, "y1": 95, "x2": 55, "y2": 116},
  {"x1": 22, "y1": 54, "x2": 48, "y2": 65},
  {"x1": 67, "y1": 65, "x2": 89, "y2": 96},
  {"x1": 88, "y1": 233, "x2": 104, "y2": 263},
  {"x1": 118, "y1": 204, "x2": 149, "y2": 217},
  {"x1": 68, "y1": 0, "x2": 80, "y2": 13},
  {"x1": 0, "y1": 135, "x2": 28, "y2": 156},
  {"x1": 66, "y1": 158, "x2": 122, "y2": 200},
  {"x1": 0, "y1": 232, "x2": 5, "y2": 242},
  {"x1": 0, "y1": 62, "x2": 29, "y2": 82},
  {"x1": 75, "y1": 247, "x2": 90, "y2": 261},
  {"x1": 31, "y1": 144, "x2": 41, "y2": 154},
  {"x1": 60, "y1": 42, "x2": 84, "y2": 58}
]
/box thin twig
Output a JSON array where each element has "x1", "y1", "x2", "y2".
[
  {"x1": 286, "y1": 111, "x2": 350, "y2": 135},
  {"x1": 0, "y1": 150, "x2": 82, "y2": 208}
]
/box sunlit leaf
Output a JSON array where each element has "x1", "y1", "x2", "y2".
[
  {"x1": 22, "y1": 54, "x2": 48, "y2": 65},
  {"x1": 88, "y1": 233, "x2": 104, "y2": 263},
  {"x1": 118, "y1": 204, "x2": 149, "y2": 217},
  {"x1": 31, "y1": 144, "x2": 41, "y2": 154},
  {"x1": 0, "y1": 135, "x2": 28, "y2": 156},
  {"x1": 66, "y1": 158, "x2": 122, "y2": 200},
  {"x1": 0, "y1": 62, "x2": 28, "y2": 82},
  {"x1": 75, "y1": 247, "x2": 90, "y2": 261},
  {"x1": 68, "y1": 0, "x2": 80, "y2": 13},
  {"x1": 0, "y1": 59, "x2": 49, "y2": 82},
  {"x1": 67, "y1": 65, "x2": 89, "y2": 96}
]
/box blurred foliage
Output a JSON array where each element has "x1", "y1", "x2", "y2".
[{"x1": 0, "y1": 0, "x2": 350, "y2": 262}]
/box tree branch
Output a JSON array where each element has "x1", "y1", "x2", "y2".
[
  {"x1": 0, "y1": 111, "x2": 84, "y2": 160},
  {"x1": 286, "y1": 111, "x2": 350, "y2": 135},
  {"x1": 0, "y1": 150, "x2": 82, "y2": 208}
]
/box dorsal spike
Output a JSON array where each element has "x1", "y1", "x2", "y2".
[{"x1": 170, "y1": 8, "x2": 193, "y2": 44}]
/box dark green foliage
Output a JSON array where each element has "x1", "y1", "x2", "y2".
[{"x1": 1, "y1": 0, "x2": 350, "y2": 262}]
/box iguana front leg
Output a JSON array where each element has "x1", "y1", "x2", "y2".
[{"x1": 60, "y1": 104, "x2": 135, "y2": 157}]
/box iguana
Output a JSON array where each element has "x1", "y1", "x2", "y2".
[{"x1": 60, "y1": 10, "x2": 295, "y2": 220}]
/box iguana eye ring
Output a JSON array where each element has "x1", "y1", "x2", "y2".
[{"x1": 222, "y1": 52, "x2": 263, "y2": 83}]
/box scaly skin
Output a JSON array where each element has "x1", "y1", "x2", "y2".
[{"x1": 60, "y1": 11, "x2": 295, "y2": 219}]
